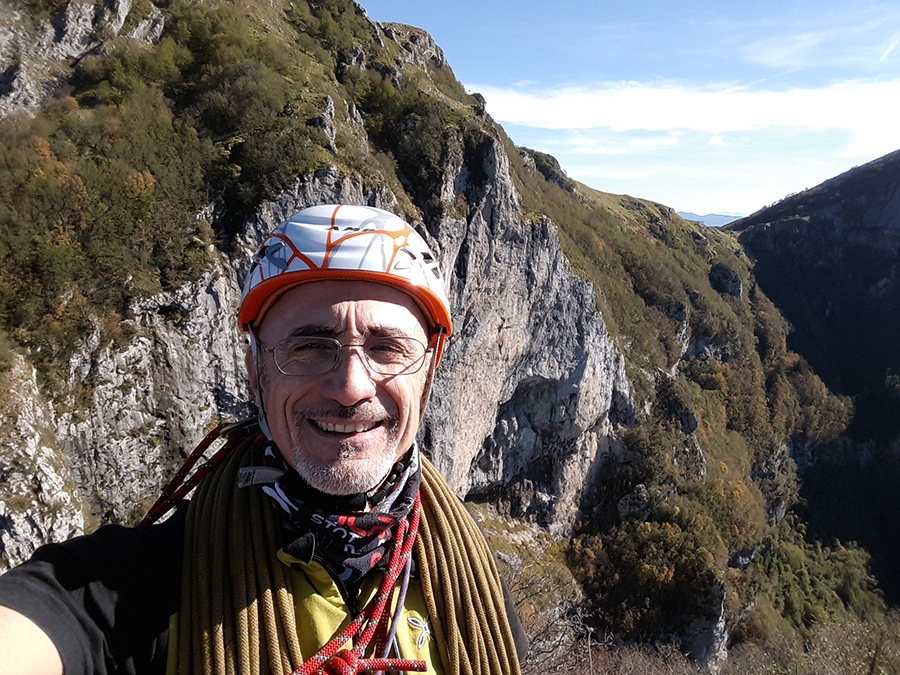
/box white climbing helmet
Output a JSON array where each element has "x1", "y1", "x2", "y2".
[{"x1": 239, "y1": 204, "x2": 453, "y2": 363}]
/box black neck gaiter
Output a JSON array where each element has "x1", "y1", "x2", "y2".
[{"x1": 241, "y1": 440, "x2": 421, "y2": 590}]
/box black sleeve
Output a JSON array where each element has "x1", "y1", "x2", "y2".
[{"x1": 0, "y1": 504, "x2": 187, "y2": 675}]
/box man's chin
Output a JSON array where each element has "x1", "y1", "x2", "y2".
[
  {"x1": 286, "y1": 418, "x2": 402, "y2": 496},
  {"x1": 293, "y1": 456, "x2": 396, "y2": 497}
]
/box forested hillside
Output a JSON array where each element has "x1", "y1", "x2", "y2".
[
  {"x1": 728, "y1": 152, "x2": 900, "y2": 605},
  {"x1": 1, "y1": 1, "x2": 897, "y2": 671}
]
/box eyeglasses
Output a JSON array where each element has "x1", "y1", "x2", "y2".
[{"x1": 260, "y1": 336, "x2": 430, "y2": 377}]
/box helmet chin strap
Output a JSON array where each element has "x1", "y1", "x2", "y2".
[
  {"x1": 419, "y1": 328, "x2": 445, "y2": 419},
  {"x1": 248, "y1": 329, "x2": 273, "y2": 440}
]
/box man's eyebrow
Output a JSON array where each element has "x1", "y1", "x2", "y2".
[
  {"x1": 288, "y1": 324, "x2": 338, "y2": 338},
  {"x1": 365, "y1": 325, "x2": 411, "y2": 338},
  {"x1": 287, "y1": 324, "x2": 414, "y2": 338}
]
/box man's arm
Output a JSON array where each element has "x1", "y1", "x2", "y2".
[{"x1": 0, "y1": 605, "x2": 63, "y2": 675}]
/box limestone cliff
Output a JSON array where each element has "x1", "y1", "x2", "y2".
[
  {"x1": 0, "y1": 257, "x2": 250, "y2": 563},
  {"x1": 0, "y1": 0, "x2": 164, "y2": 118},
  {"x1": 0, "y1": 145, "x2": 631, "y2": 568}
]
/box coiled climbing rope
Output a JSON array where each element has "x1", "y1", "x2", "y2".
[{"x1": 151, "y1": 423, "x2": 521, "y2": 675}]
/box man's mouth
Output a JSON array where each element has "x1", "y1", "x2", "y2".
[{"x1": 311, "y1": 420, "x2": 379, "y2": 434}]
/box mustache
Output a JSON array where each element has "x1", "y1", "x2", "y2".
[{"x1": 292, "y1": 401, "x2": 394, "y2": 423}]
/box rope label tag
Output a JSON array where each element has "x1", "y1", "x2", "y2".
[{"x1": 238, "y1": 466, "x2": 286, "y2": 487}]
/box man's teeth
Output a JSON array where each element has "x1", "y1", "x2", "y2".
[{"x1": 315, "y1": 421, "x2": 376, "y2": 433}]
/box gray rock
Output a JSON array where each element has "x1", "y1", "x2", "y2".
[
  {"x1": 617, "y1": 484, "x2": 651, "y2": 521},
  {"x1": 55, "y1": 259, "x2": 251, "y2": 525},
  {"x1": 728, "y1": 547, "x2": 757, "y2": 570},
  {"x1": 0, "y1": 0, "x2": 165, "y2": 119},
  {"x1": 0, "y1": 356, "x2": 84, "y2": 569},
  {"x1": 310, "y1": 96, "x2": 337, "y2": 153},
  {"x1": 679, "y1": 409, "x2": 698, "y2": 435},
  {"x1": 682, "y1": 583, "x2": 728, "y2": 673}
]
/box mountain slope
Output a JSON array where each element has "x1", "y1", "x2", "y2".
[
  {"x1": 727, "y1": 149, "x2": 900, "y2": 604},
  {"x1": 727, "y1": 149, "x2": 900, "y2": 442}
]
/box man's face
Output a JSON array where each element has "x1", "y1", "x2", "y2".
[{"x1": 246, "y1": 280, "x2": 431, "y2": 496}]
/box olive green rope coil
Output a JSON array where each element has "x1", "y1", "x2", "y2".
[
  {"x1": 417, "y1": 458, "x2": 522, "y2": 675},
  {"x1": 177, "y1": 438, "x2": 521, "y2": 675},
  {"x1": 178, "y1": 435, "x2": 304, "y2": 675}
]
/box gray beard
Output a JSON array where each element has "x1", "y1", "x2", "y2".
[{"x1": 289, "y1": 410, "x2": 401, "y2": 496}]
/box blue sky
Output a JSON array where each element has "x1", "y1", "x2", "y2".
[{"x1": 360, "y1": 1, "x2": 900, "y2": 215}]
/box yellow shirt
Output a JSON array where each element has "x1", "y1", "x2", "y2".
[
  {"x1": 279, "y1": 550, "x2": 442, "y2": 671},
  {"x1": 166, "y1": 550, "x2": 443, "y2": 674}
]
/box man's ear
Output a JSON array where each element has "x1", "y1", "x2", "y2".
[{"x1": 245, "y1": 346, "x2": 260, "y2": 407}]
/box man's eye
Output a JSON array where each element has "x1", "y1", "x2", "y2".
[
  {"x1": 284, "y1": 339, "x2": 333, "y2": 355},
  {"x1": 369, "y1": 339, "x2": 408, "y2": 355}
]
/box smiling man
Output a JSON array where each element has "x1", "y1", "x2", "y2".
[
  {"x1": 0, "y1": 205, "x2": 526, "y2": 675},
  {"x1": 250, "y1": 280, "x2": 430, "y2": 497}
]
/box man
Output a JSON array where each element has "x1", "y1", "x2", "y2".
[{"x1": 0, "y1": 204, "x2": 526, "y2": 674}]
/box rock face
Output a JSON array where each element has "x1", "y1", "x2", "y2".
[
  {"x1": 0, "y1": 356, "x2": 84, "y2": 567},
  {"x1": 0, "y1": 0, "x2": 163, "y2": 119},
  {"x1": 380, "y1": 23, "x2": 449, "y2": 72},
  {"x1": 0, "y1": 256, "x2": 253, "y2": 568},
  {"x1": 56, "y1": 259, "x2": 251, "y2": 526},
  {"x1": 0, "y1": 137, "x2": 632, "y2": 567},
  {"x1": 424, "y1": 142, "x2": 633, "y2": 530}
]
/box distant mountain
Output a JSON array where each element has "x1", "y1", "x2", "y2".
[
  {"x1": 727, "y1": 148, "x2": 900, "y2": 440},
  {"x1": 677, "y1": 211, "x2": 744, "y2": 227}
]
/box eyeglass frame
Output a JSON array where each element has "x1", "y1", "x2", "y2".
[{"x1": 256, "y1": 334, "x2": 434, "y2": 378}]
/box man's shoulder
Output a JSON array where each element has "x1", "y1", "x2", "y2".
[
  {"x1": 0, "y1": 503, "x2": 189, "y2": 675},
  {"x1": 31, "y1": 501, "x2": 188, "y2": 581}
]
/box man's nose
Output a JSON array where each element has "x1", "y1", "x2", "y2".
[{"x1": 324, "y1": 346, "x2": 377, "y2": 405}]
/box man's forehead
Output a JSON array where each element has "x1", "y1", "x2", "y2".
[{"x1": 259, "y1": 279, "x2": 429, "y2": 337}]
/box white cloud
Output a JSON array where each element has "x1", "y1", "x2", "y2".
[
  {"x1": 732, "y1": 8, "x2": 900, "y2": 70},
  {"x1": 881, "y1": 37, "x2": 899, "y2": 61},
  {"x1": 567, "y1": 135, "x2": 628, "y2": 156},
  {"x1": 741, "y1": 30, "x2": 839, "y2": 69},
  {"x1": 477, "y1": 78, "x2": 900, "y2": 214},
  {"x1": 473, "y1": 79, "x2": 900, "y2": 158},
  {"x1": 627, "y1": 133, "x2": 682, "y2": 149}
]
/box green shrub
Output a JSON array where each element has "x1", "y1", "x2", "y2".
[
  {"x1": 755, "y1": 519, "x2": 885, "y2": 634},
  {"x1": 569, "y1": 518, "x2": 723, "y2": 640}
]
